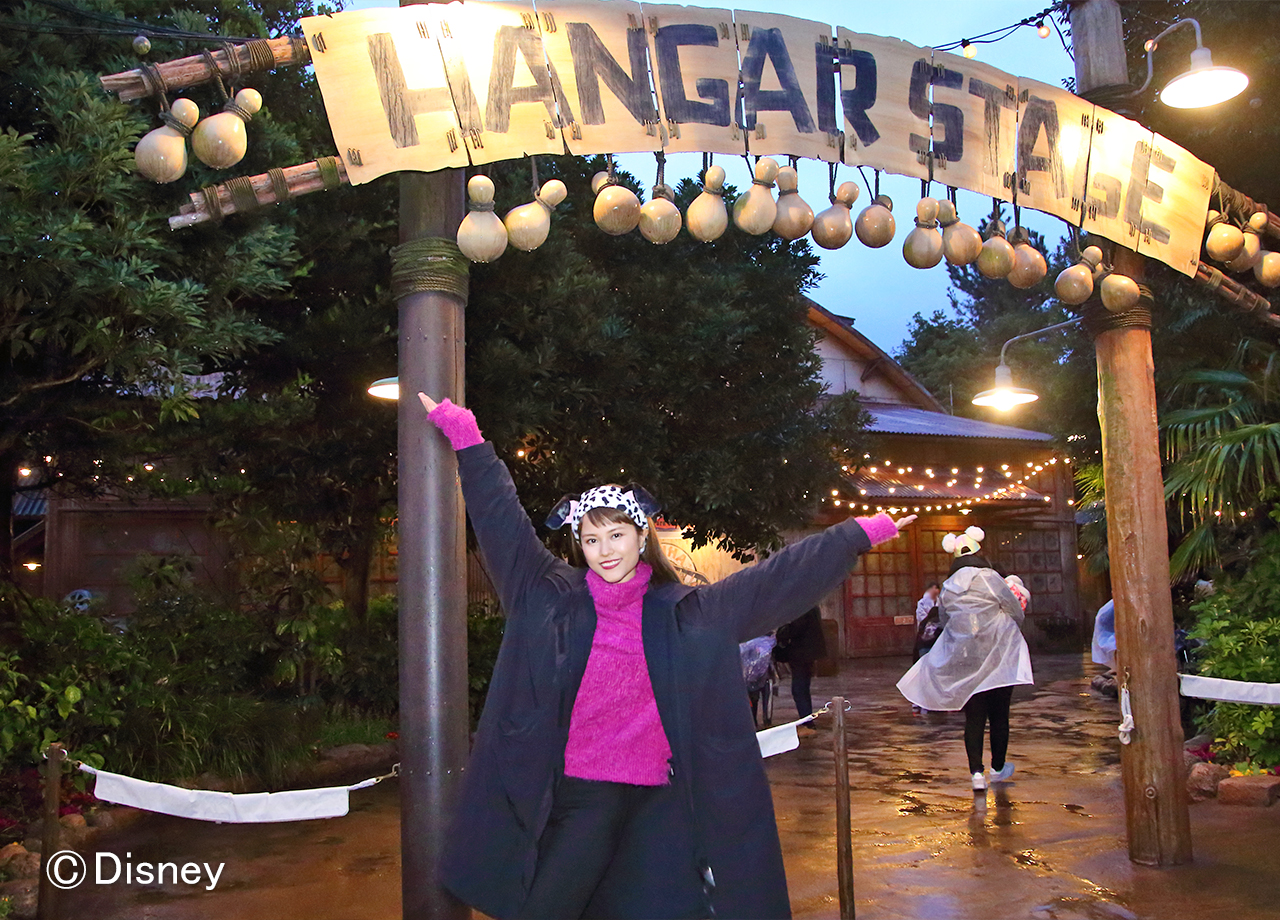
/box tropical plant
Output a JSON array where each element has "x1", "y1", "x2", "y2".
[
  {"x1": 1187, "y1": 520, "x2": 1280, "y2": 769},
  {"x1": 1162, "y1": 340, "x2": 1280, "y2": 579}
]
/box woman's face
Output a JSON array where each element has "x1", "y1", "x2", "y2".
[{"x1": 579, "y1": 517, "x2": 645, "y2": 584}]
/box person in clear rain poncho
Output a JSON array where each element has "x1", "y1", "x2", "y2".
[{"x1": 896, "y1": 526, "x2": 1033, "y2": 791}]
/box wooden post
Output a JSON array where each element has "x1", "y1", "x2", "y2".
[
  {"x1": 1070, "y1": 0, "x2": 1193, "y2": 866},
  {"x1": 395, "y1": 7, "x2": 470, "y2": 920},
  {"x1": 832, "y1": 697, "x2": 855, "y2": 920},
  {"x1": 36, "y1": 743, "x2": 65, "y2": 920}
]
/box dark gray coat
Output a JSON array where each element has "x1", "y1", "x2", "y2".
[{"x1": 439, "y1": 443, "x2": 875, "y2": 919}]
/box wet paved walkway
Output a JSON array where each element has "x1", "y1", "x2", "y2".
[{"x1": 59, "y1": 654, "x2": 1279, "y2": 919}]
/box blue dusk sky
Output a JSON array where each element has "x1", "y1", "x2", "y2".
[{"x1": 341, "y1": 1, "x2": 1077, "y2": 353}]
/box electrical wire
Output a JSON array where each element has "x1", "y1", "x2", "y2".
[
  {"x1": 2, "y1": 0, "x2": 263, "y2": 43},
  {"x1": 934, "y1": 2, "x2": 1070, "y2": 54}
]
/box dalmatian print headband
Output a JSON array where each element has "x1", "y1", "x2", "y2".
[{"x1": 545, "y1": 484, "x2": 661, "y2": 538}]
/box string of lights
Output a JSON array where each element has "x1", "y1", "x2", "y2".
[{"x1": 935, "y1": 1, "x2": 1073, "y2": 62}]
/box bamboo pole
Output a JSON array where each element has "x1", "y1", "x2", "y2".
[
  {"x1": 1193, "y1": 261, "x2": 1280, "y2": 326},
  {"x1": 168, "y1": 157, "x2": 350, "y2": 230},
  {"x1": 832, "y1": 697, "x2": 855, "y2": 920},
  {"x1": 99, "y1": 37, "x2": 310, "y2": 101}
]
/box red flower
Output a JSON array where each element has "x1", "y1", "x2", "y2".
[{"x1": 385, "y1": 731, "x2": 399, "y2": 740}]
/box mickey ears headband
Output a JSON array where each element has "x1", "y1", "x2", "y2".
[{"x1": 545, "y1": 483, "x2": 662, "y2": 534}]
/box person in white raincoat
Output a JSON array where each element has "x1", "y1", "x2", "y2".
[{"x1": 897, "y1": 526, "x2": 1033, "y2": 790}]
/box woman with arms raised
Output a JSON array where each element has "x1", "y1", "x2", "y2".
[{"x1": 420, "y1": 393, "x2": 914, "y2": 920}]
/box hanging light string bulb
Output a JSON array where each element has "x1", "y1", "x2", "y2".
[{"x1": 935, "y1": 2, "x2": 1073, "y2": 60}]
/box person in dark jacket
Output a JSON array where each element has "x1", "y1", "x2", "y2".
[
  {"x1": 774, "y1": 607, "x2": 827, "y2": 719},
  {"x1": 419, "y1": 394, "x2": 915, "y2": 920}
]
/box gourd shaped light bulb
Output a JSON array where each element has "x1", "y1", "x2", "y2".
[
  {"x1": 134, "y1": 97, "x2": 200, "y2": 183},
  {"x1": 903, "y1": 197, "x2": 943, "y2": 269},
  {"x1": 639, "y1": 184, "x2": 682, "y2": 244},
  {"x1": 457, "y1": 174, "x2": 508, "y2": 263},
  {"x1": 687, "y1": 164, "x2": 729, "y2": 242},
  {"x1": 1204, "y1": 209, "x2": 1246, "y2": 263},
  {"x1": 1007, "y1": 228, "x2": 1048, "y2": 289},
  {"x1": 772, "y1": 166, "x2": 814, "y2": 241},
  {"x1": 504, "y1": 178, "x2": 567, "y2": 252},
  {"x1": 732, "y1": 157, "x2": 779, "y2": 235},
  {"x1": 811, "y1": 181, "x2": 859, "y2": 250},
  {"x1": 938, "y1": 200, "x2": 982, "y2": 266},
  {"x1": 854, "y1": 195, "x2": 895, "y2": 248},
  {"x1": 1225, "y1": 225, "x2": 1262, "y2": 273},
  {"x1": 192, "y1": 87, "x2": 261, "y2": 169},
  {"x1": 977, "y1": 219, "x2": 1016, "y2": 279},
  {"x1": 593, "y1": 170, "x2": 641, "y2": 236},
  {"x1": 1100, "y1": 271, "x2": 1141, "y2": 312},
  {"x1": 1054, "y1": 246, "x2": 1103, "y2": 304}
]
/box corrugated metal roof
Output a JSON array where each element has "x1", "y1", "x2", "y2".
[
  {"x1": 13, "y1": 492, "x2": 46, "y2": 517},
  {"x1": 867, "y1": 405, "x2": 1053, "y2": 442}
]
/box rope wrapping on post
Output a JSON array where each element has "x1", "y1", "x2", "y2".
[
  {"x1": 1081, "y1": 287, "x2": 1154, "y2": 337},
  {"x1": 316, "y1": 155, "x2": 342, "y2": 191},
  {"x1": 226, "y1": 176, "x2": 260, "y2": 214},
  {"x1": 390, "y1": 238, "x2": 471, "y2": 305}
]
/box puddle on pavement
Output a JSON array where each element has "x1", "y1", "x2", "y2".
[
  {"x1": 1033, "y1": 894, "x2": 1138, "y2": 920},
  {"x1": 895, "y1": 792, "x2": 972, "y2": 817},
  {"x1": 1063, "y1": 803, "x2": 1093, "y2": 817}
]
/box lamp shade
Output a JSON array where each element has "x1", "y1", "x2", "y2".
[
  {"x1": 1161, "y1": 47, "x2": 1248, "y2": 108},
  {"x1": 367, "y1": 377, "x2": 399, "y2": 400},
  {"x1": 972, "y1": 363, "x2": 1038, "y2": 411}
]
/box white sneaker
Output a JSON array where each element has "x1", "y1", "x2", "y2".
[
  {"x1": 971, "y1": 771, "x2": 987, "y2": 791},
  {"x1": 989, "y1": 762, "x2": 1015, "y2": 783}
]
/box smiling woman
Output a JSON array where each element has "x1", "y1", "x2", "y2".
[{"x1": 415, "y1": 391, "x2": 913, "y2": 920}]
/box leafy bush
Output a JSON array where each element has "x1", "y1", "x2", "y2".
[{"x1": 1188, "y1": 528, "x2": 1280, "y2": 769}]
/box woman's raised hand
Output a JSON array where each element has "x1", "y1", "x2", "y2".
[
  {"x1": 893, "y1": 514, "x2": 918, "y2": 532},
  {"x1": 418, "y1": 392, "x2": 438, "y2": 413}
]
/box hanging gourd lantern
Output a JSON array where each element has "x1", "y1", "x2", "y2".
[
  {"x1": 733, "y1": 157, "x2": 779, "y2": 235},
  {"x1": 976, "y1": 219, "x2": 1015, "y2": 279},
  {"x1": 456, "y1": 174, "x2": 508, "y2": 263},
  {"x1": 1007, "y1": 228, "x2": 1048, "y2": 289},
  {"x1": 134, "y1": 98, "x2": 200, "y2": 183},
  {"x1": 591, "y1": 170, "x2": 641, "y2": 236},
  {"x1": 811, "y1": 181, "x2": 859, "y2": 250},
  {"x1": 772, "y1": 166, "x2": 814, "y2": 241},
  {"x1": 1204, "y1": 209, "x2": 1245, "y2": 263},
  {"x1": 1253, "y1": 251, "x2": 1280, "y2": 287},
  {"x1": 1100, "y1": 272, "x2": 1141, "y2": 312},
  {"x1": 903, "y1": 197, "x2": 944, "y2": 269},
  {"x1": 687, "y1": 164, "x2": 728, "y2": 242},
  {"x1": 191, "y1": 87, "x2": 261, "y2": 169},
  {"x1": 938, "y1": 200, "x2": 982, "y2": 266},
  {"x1": 1224, "y1": 226, "x2": 1262, "y2": 273},
  {"x1": 504, "y1": 178, "x2": 566, "y2": 252},
  {"x1": 854, "y1": 195, "x2": 895, "y2": 248},
  {"x1": 1054, "y1": 246, "x2": 1104, "y2": 305},
  {"x1": 639, "y1": 184, "x2": 682, "y2": 244}
]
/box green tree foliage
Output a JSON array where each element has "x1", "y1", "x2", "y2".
[
  {"x1": 0, "y1": 0, "x2": 308, "y2": 580},
  {"x1": 467, "y1": 156, "x2": 871, "y2": 557},
  {"x1": 895, "y1": 214, "x2": 1099, "y2": 451}
]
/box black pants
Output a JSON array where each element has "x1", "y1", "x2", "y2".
[
  {"x1": 517, "y1": 775, "x2": 704, "y2": 920},
  {"x1": 790, "y1": 660, "x2": 815, "y2": 718},
  {"x1": 962, "y1": 685, "x2": 1014, "y2": 774}
]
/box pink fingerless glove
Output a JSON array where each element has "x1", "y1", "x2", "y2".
[
  {"x1": 426, "y1": 398, "x2": 484, "y2": 450},
  {"x1": 855, "y1": 513, "x2": 899, "y2": 546}
]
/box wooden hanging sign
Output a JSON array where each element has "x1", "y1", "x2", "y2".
[{"x1": 179, "y1": 3, "x2": 1215, "y2": 277}]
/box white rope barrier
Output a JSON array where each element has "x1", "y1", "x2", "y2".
[
  {"x1": 1179, "y1": 673, "x2": 1280, "y2": 707},
  {"x1": 78, "y1": 762, "x2": 399, "y2": 823}
]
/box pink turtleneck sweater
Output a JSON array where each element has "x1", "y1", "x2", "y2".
[{"x1": 564, "y1": 561, "x2": 673, "y2": 786}]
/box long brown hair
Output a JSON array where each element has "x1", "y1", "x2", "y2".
[{"x1": 569, "y1": 505, "x2": 681, "y2": 585}]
